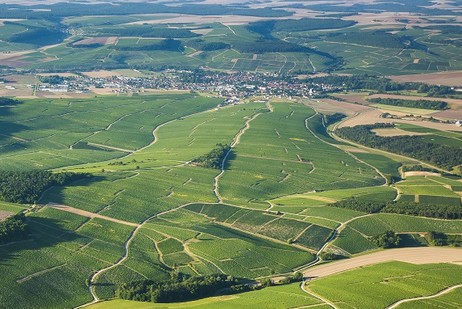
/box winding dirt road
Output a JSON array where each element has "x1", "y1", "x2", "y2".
[{"x1": 303, "y1": 247, "x2": 462, "y2": 280}]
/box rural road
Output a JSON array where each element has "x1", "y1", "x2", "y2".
[
  {"x1": 303, "y1": 247, "x2": 462, "y2": 280},
  {"x1": 46, "y1": 203, "x2": 139, "y2": 227}
]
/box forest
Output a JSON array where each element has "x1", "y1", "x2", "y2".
[
  {"x1": 116, "y1": 274, "x2": 249, "y2": 303},
  {"x1": 335, "y1": 124, "x2": 462, "y2": 170},
  {"x1": 331, "y1": 197, "x2": 462, "y2": 219},
  {"x1": 0, "y1": 213, "x2": 28, "y2": 244},
  {"x1": 308, "y1": 74, "x2": 456, "y2": 97},
  {"x1": 367, "y1": 98, "x2": 448, "y2": 110},
  {"x1": 0, "y1": 170, "x2": 91, "y2": 204}
]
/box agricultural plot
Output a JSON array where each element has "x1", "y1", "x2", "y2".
[
  {"x1": 267, "y1": 184, "x2": 396, "y2": 226},
  {"x1": 87, "y1": 283, "x2": 325, "y2": 309},
  {"x1": 395, "y1": 176, "x2": 462, "y2": 205},
  {"x1": 332, "y1": 226, "x2": 377, "y2": 255},
  {"x1": 349, "y1": 213, "x2": 462, "y2": 236},
  {"x1": 0, "y1": 94, "x2": 218, "y2": 170},
  {"x1": 91, "y1": 209, "x2": 314, "y2": 291},
  {"x1": 187, "y1": 203, "x2": 333, "y2": 251},
  {"x1": 308, "y1": 262, "x2": 462, "y2": 309},
  {"x1": 0, "y1": 206, "x2": 134, "y2": 309},
  {"x1": 2, "y1": 91, "x2": 461, "y2": 308},
  {"x1": 397, "y1": 286, "x2": 462, "y2": 309},
  {"x1": 219, "y1": 102, "x2": 383, "y2": 208}
]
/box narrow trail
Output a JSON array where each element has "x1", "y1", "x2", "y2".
[
  {"x1": 213, "y1": 103, "x2": 270, "y2": 203},
  {"x1": 86, "y1": 142, "x2": 133, "y2": 153},
  {"x1": 386, "y1": 284, "x2": 462, "y2": 309}
]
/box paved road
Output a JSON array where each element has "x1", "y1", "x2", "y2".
[{"x1": 304, "y1": 247, "x2": 462, "y2": 280}]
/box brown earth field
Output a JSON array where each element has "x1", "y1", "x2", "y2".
[
  {"x1": 339, "y1": 108, "x2": 462, "y2": 131},
  {"x1": 73, "y1": 37, "x2": 118, "y2": 46},
  {"x1": 304, "y1": 247, "x2": 462, "y2": 280},
  {"x1": 389, "y1": 71, "x2": 462, "y2": 87}
]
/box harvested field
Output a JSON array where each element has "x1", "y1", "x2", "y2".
[
  {"x1": 339, "y1": 108, "x2": 462, "y2": 131},
  {"x1": 404, "y1": 171, "x2": 441, "y2": 177},
  {"x1": 432, "y1": 109, "x2": 462, "y2": 120},
  {"x1": 304, "y1": 247, "x2": 462, "y2": 280},
  {"x1": 0, "y1": 211, "x2": 13, "y2": 222},
  {"x1": 338, "y1": 109, "x2": 391, "y2": 128},
  {"x1": 82, "y1": 71, "x2": 121, "y2": 78},
  {"x1": 371, "y1": 128, "x2": 429, "y2": 137},
  {"x1": 128, "y1": 14, "x2": 267, "y2": 25},
  {"x1": 318, "y1": 98, "x2": 369, "y2": 114},
  {"x1": 37, "y1": 73, "x2": 79, "y2": 78},
  {"x1": 73, "y1": 37, "x2": 118, "y2": 46},
  {"x1": 190, "y1": 28, "x2": 213, "y2": 35},
  {"x1": 389, "y1": 71, "x2": 462, "y2": 87},
  {"x1": 332, "y1": 93, "x2": 369, "y2": 105}
]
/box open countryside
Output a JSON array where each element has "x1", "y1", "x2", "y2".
[{"x1": 0, "y1": 1, "x2": 461, "y2": 309}]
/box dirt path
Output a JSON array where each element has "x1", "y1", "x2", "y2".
[
  {"x1": 46, "y1": 203, "x2": 139, "y2": 227},
  {"x1": 386, "y1": 284, "x2": 462, "y2": 309},
  {"x1": 303, "y1": 247, "x2": 462, "y2": 280},
  {"x1": 213, "y1": 104, "x2": 269, "y2": 203},
  {"x1": 86, "y1": 142, "x2": 133, "y2": 153}
]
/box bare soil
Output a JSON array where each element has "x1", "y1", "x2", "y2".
[
  {"x1": 47, "y1": 203, "x2": 139, "y2": 227},
  {"x1": 304, "y1": 247, "x2": 462, "y2": 280},
  {"x1": 389, "y1": 71, "x2": 462, "y2": 87}
]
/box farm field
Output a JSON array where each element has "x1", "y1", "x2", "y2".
[
  {"x1": 1, "y1": 1, "x2": 462, "y2": 308},
  {"x1": 87, "y1": 283, "x2": 326, "y2": 309},
  {"x1": 308, "y1": 261, "x2": 462, "y2": 309}
]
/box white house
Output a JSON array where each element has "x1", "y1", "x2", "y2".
[{"x1": 456, "y1": 120, "x2": 462, "y2": 127}]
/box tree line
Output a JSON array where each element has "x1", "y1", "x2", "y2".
[
  {"x1": 335, "y1": 124, "x2": 462, "y2": 170},
  {"x1": 0, "y1": 97, "x2": 21, "y2": 106},
  {"x1": 426, "y1": 231, "x2": 461, "y2": 247},
  {"x1": 0, "y1": 170, "x2": 91, "y2": 204},
  {"x1": 367, "y1": 97, "x2": 448, "y2": 110},
  {"x1": 308, "y1": 74, "x2": 456, "y2": 97},
  {"x1": 331, "y1": 197, "x2": 462, "y2": 219}
]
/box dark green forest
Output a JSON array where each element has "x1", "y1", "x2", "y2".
[
  {"x1": 0, "y1": 213, "x2": 28, "y2": 244},
  {"x1": 116, "y1": 274, "x2": 249, "y2": 303},
  {"x1": 335, "y1": 124, "x2": 462, "y2": 170},
  {"x1": 0, "y1": 170, "x2": 91, "y2": 204}
]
